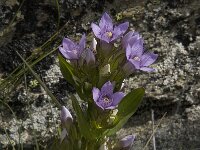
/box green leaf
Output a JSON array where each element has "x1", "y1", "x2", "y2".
[
  {"x1": 71, "y1": 95, "x2": 96, "y2": 140},
  {"x1": 58, "y1": 54, "x2": 75, "y2": 85},
  {"x1": 118, "y1": 88, "x2": 145, "y2": 117},
  {"x1": 49, "y1": 138, "x2": 72, "y2": 150},
  {"x1": 105, "y1": 88, "x2": 145, "y2": 136}
]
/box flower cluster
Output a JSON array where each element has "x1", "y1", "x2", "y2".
[{"x1": 57, "y1": 12, "x2": 158, "y2": 149}]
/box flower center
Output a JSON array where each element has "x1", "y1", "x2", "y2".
[
  {"x1": 133, "y1": 56, "x2": 140, "y2": 61},
  {"x1": 106, "y1": 32, "x2": 113, "y2": 38},
  {"x1": 103, "y1": 96, "x2": 112, "y2": 106}
]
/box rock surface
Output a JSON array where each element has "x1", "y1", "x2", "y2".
[{"x1": 0, "y1": 0, "x2": 200, "y2": 149}]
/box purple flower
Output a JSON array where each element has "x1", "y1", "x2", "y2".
[
  {"x1": 92, "y1": 81, "x2": 125, "y2": 110},
  {"x1": 91, "y1": 12, "x2": 129, "y2": 43},
  {"x1": 126, "y1": 43, "x2": 158, "y2": 72},
  {"x1": 119, "y1": 135, "x2": 135, "y2": 148},
  {"x1": 122, "y1": 31, "x2": 143, "y2": 49},
  {"x1": 59, "y1": 34, "x2": 86, "y2": 60},
  {"x1": 61, "y1": 106, "x2": 73, "y2": 127}
]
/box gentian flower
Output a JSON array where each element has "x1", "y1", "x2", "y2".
[
  {"x1": 126, "y1": 43, "x2": 158, "y2": 72},
  {"x1": 91, "y1": 12, "x2": 129, "y2": 43},
  {"x1": 92, "y1": 81, "x2": 125, "y2": 110},
  {"x1": 59, "y1": 34, "x2": 86, "y2": 60},
  {"x1": 118, "y1": 135, "x2": 135, "y2": 148},
  {"x1": 122, "y1": 31, "x2": 142, "y2": 49}
]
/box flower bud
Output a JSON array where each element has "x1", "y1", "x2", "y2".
[
  {"x1": 86, "y1": 49, "x2": 96, "y2": 65},
  {"x1": 61, "y1": 106, "x2": 73, "y2": 128},
  {"x1": 118, "y1": 135, "x2": 135, "y2": 148}
]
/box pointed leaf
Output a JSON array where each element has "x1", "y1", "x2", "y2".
[
  {"x1": 71, "y1": 95, "x2": 97, "y2": 140},
  {"x1": 58, "y1": 54, "x2": 74, "y2": 85},
  {"x1": 104, "y1": 88, "x2": 145, "y2": 136}
]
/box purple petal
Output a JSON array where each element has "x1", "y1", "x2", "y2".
[
  {"x1": 111, "y1": 22, "x2": 129, "y2": 42},
  {"x1": 105, "y1": 105, "x2": 116, "y2": 110},
  {"x1": 122, "y1": 31, "x2": 135, "y2": 48},
  {"x1": 140, "y1": 52, "x2": 158, "y2": 66},
  {"x1": 91, "y1": 23, "x2": 101, "y2": 39},
  {"x1": 127, "y1": 33, "x2": 142, "y2": 48},
  {"x1": 111, "y1": 92, "x2": 125, "y2": 106},
  {"x1": 95, "y1": 101, "x2": 105, "y2": 110},
  {"x1": 62, "y1": 38, "x2": 75, "y2": 50},
  {"x1": 140, "y1": 67, "x2": 156, "y2": 72},
  {"x1": 59, "y1": 46, "x2": 78, "y2": 60},
  {"x1": 101, "y1": 81, "x2": 114, "y2": 95},
  {"x1": 129, "y1": 59, "x2": 140, "y2": 69},
  {"x1": 130, "y1": 39, "x2": 144, "y2": 57},
  {"x1": 79, "y1": 34, "x2": 86, "y2": 51},
  {"x1": 119, "y1": 135, "x2": 135, "y2": 148},
  {"x1": 126, "y1": 44, "x2": 132, "y2": 60},
  {"x1": 92, "y1": 87, "x2": 100, "y2": 102},
  {"x1": 101, "y1": 32, "x2": 111, "y2": 43},
  {"x1": 99, "y1": 12, "x2": 113, "y2": 30},
  {"x1": 85, "y1": 49, "x2": 95, "y2": 65}
]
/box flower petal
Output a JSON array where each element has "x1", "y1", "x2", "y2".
[
  {"x1": 105, "y1": 105, "x2": 116, "y2": 110},
  {"x1": 95, "y1": 100, "x2": 105, "y2": 110},
  {"x1": 91, "y1": 23, "x2": 102, "y2": 39},
  {"x1": 59, "y1": 46, "x2": 78, "y2": 60},
  {"x1": 114, "y1": 22, "x2": 129, "y2": 35},
  {"x1": 101, "y1": 81, "x2": 113, "y2": 95},
  {"x1": 62, "y1": 38, "x2": 75, "y2": 50},
  {"x1": 122, "y1": 31, "x2": 135, "y2": 48},
  {"x1": 129, "y1": 59, "x2": 140, "y2": 69},
  {"x1": 140, "y1": 67, "x2": 156, "y2": 72},
  {"x1": 99, "y1": 12, "x2": 113, "y2": 30},
  {"x1": 130, "y1": 39, "x2": 144, "y2": 57},
  {"x1": 92, "y1": 87, "x2": 100, "y2": 102},
  {"x1": 85, "y1": 49, "x2": 95, "y2": 65},
  {"x1": 127, "y1": 32, "x2": 142, "y2": 48},
  {"x1": 101, "y1": 32, "x2": 111, "y2": 43},
  {"x1": 140, "y1": 52, "x2": 158, "y2": 67},
  {"x1": 112, "y1": 22, "x2": 129, "y2": 42},
  {"x1": 126, "y1": 44, "x2": 132, "y2": 60},
  {"x1": 79, "y1": 34, "x2": 86, "y2": 51},
  {"x1": 111, "y1": 92, "x2": 125, "y2": 106}
]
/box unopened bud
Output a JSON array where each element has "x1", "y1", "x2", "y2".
[{"x1": 61, "y1": 106, "x2": 73, "y2": 128}]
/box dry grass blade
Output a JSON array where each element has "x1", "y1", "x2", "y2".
[
  {"x1": 0, "y1": 22, "x2": 68, "y2": 99},
  {"x1": 16, "y1": 51, "x2": 61, "y2": 109},
  {"x1": 142, "y1": 112, "x2": 167, "y2": 150}
]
